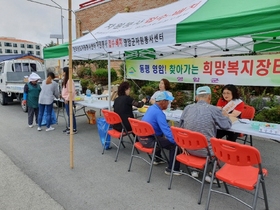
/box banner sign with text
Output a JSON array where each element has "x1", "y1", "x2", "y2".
[{"x1": 126, "y1": 54, "x2": 280, "y2": 86}]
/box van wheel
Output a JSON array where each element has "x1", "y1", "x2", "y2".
[
  {"x1": 0, "y1": 92, "x2": 8, "y2": 105},
  {"x1": 21, "y1": 98, "x2": 28, "y2": 112}
]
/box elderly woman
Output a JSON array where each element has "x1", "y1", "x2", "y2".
[{"x1": 113, "y1": 82, "x2": 146, "y2": 132}]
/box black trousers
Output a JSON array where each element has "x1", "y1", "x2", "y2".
[{"x1": 216, "y1": 129, "x2": 239, "y2": 142}]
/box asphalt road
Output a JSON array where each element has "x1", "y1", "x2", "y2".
[{"x1": 0, "y1": 102, "x2": 279, "y2": 210}]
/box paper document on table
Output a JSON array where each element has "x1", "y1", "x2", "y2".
[
  {"x1": 229, "y1": 116, "x2": 238, "y2": 124},
  {"x1": 238, "y1": 119, "x2": 251, "y2": 124},
  {"x1": 164, "y1": 110, "x2": 182, "y2": 119}
]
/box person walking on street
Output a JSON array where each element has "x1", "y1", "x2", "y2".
[{"x1": 22, "y1": 72, "x2": 41, "y2": 128}]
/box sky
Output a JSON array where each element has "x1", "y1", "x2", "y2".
[{"x1": 1, "y1": 0, "x2": 86, "y2": 46}]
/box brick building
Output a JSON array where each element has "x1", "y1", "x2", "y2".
[{"x1": 74, "y1": 0, "x2": 177, "y2": 69}]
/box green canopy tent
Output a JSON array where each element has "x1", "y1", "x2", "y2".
[
  {"x1": 71, "y1": 0, "x2": 280, "y2": 60},
  {"x1": 47, "y1": 0, "x2": 280, "y2": 104}
]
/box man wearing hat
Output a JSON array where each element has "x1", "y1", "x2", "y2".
[
  {"x1": 22, "y1": 72, "x2": 41, "y2": 127},
  {"x1": 140, "y1": 91, "x2": 181, "y2": 176},
  {"x1": 179, "y1": 86, "x2": 231, "y2": 181}
]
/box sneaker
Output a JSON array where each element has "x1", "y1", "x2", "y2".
[
  {"x1": 63, "y1": 128, "x2": 70, "y2": 133},
  {"x1": 165, "y1": 167, "x2": 182, "y2": 176},
  {"x1": 66, "y1": 129, "x2": 78, "y2": 135},
  {"x1": 191, "y1": 171, "x2": 199, "y2": 178},
  {"x1": 28, "y1": 124, "x2": 33, "y2": 128},
  {"x1": 153, "y1": 159, "x2": 165, "y2": 165},
  {"x1": 37, "y1": 127, "x2": 42, "y2": 131},
  {"x1": 46, "y1": 126, "x2": 55, "y2": 132},
  {"x1": 205, "y1": 175, "x2": 222, "y2": 184}
]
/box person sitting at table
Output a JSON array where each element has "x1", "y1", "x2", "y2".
[
  {"x1": 150, "y1": 78, "x2": 173, "y2": 110},
  {"x1": 180, "y1": 86, "x2": 232, "y2": 180},
  {"x1": 113, "y1": 81, "x2": 146, "y2": 132},
  {"x1": 216, "y1": 84, "x2": 244, "y2": 142},
  {"x1": 140, "y1": 91, "x2": 181, "y2": 175}
]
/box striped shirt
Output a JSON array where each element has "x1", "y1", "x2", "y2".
[{"x1": 180, "y1": 100, "x2": 232, "y2": 157}]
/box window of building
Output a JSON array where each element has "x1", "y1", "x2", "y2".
[
  {"x1": 36, "y1": 51, "x2": 41, "y2": 56},
  {"x1": 21, "y1": 44, "x2": 25, "y2": 48},
  {"x1": 4, "y1": 42, "x2": 12, "y2": 47},
  {"x1": 14, "y1": 50, "x2": 18, "y2": 54},
  {"x1": 5, "y1": 49, "x2": 13, "y2": 53},
  {"x1": 36, "y1": 45, "x2": 40, "y2": 50},
  {"x1": 21, "y1": 50, "x2": 25, "y2": 54},
  {"x1": 27, "y1": 51, "x2": 34, "y2": 55},
  {"x1": 0, "y1": 42, "x2": 2, "y2": 47},
  {"x1": 0, "y1": 49, "x2": 2, "y2": 54},
  {"x1": 27, "y1": 44, "x2": 33, "y2": 49},
  {"x1": 13, "y1": 43, "x2": 18, "y2": 47}
]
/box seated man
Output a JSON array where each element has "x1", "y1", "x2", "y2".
[
  {"x1": 180, "y1": 86, "x2": 232, "y2": 181},
  {"x1": 140, "y1": 91, "x2": 181, "y2": 175},
  {"x1": 180, "y1": 86, "x2": 232, "y2": 157}
]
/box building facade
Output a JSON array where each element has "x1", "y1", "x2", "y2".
[
  {"x1": 74, "y1": 0, "x2": 177, "y2": 69},
  {"x1": 75, "y1": 0, "x2": 177, "y2": 37},
  {"x1": 0, "y1": 37, "x2": 42, "y2": 57}
]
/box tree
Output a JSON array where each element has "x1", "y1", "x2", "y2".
[{"x1": 44, "y1": 41, "x2": 57, "y2": 48}]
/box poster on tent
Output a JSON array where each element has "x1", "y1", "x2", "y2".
[{"x1": 126, "y1": 54, "x2": 280, "y2": 86}]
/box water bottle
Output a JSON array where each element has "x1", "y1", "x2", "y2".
[{"x1": 86, "y1": 89, "x2": 91, "y2": 97}]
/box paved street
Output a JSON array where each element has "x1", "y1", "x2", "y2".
[{"x1": 0, "y1": 102, "x2": 279, "y2": 210}]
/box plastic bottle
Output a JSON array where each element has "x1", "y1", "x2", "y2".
[{"x1": 86, "y1": 89, "x2": 91, "y2": 97}]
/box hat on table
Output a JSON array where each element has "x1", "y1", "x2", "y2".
[
  {"x1": 155, "y1": 91, "x2": 174, "y2": 101},
  {"x1": 28, "y1": 72, "x2": 41, "y2": 82},
  {"x1": 196, "y1": 86, "x2": 211, "y2": 95}
]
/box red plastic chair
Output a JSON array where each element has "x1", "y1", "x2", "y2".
[
  {"x1": 206, "y1": 137, "x2": 269, "y2": 210},
  {"x1": 127, "y1": 117, "x2": 168, "y2": 183},
  {"x1": 168, "y1": 126, "x2": 214, "y2": 204},
  {"x1": 237, "y1": 104, "x2": 255, "y2": 146},
  {"x1": 102, "y1": 109, "x2": 133, "y2": 162}
]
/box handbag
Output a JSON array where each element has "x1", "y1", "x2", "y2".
[{"x1": 41, "y1": 109, "x2": 57, "y2": 126}]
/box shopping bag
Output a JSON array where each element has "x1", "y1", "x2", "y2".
[
  {"x1": 41, "y1": 109, "x2": 57, "y2": 126},
  {"x1": 97, "y1": 117, "x2": 111, "y2": 150}
]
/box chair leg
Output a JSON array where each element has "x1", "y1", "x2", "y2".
[
  {"x1": 102, "y1": 132, "x2": 109, "y2": 155},
  {"x1": 147, "y1": 147, "x2": 156, "y2": 183},
  {"x1": 128, "y1": 138, "x2": 136, "y2": 172},
  {"x1": 261, "y1": 177, "x2": 269, "y2": 210},
  {"x1": 197, "y1": 157, "x2": 209, "y2": 204},
  {"x1": 115, "y1": 135, "x2": 124, "y2": 162},
  {"x1": 205, "y1": 160, "x2": 218, "y2": 210},
  {"x1": 252, "y1": 175, "x2": 262, "y2": 210},
  {"x1": 168, "y1": 146, "x2": 178, "y2": 190}
]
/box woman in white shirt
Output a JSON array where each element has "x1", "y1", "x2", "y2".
[{"x1": 150, "y1": 78, "x2": 173, "y2": 109}]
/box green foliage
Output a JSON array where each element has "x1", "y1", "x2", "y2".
[
  {"x1": 92, "y1": 68, "x2": 118, "y2": 85},
  {"x1": 87, "y1": 83, "x2": 96, "y2": 93},
  {"x1": 141, "y1": 86, "x2": 155, "y2": 96},
  {"x1": 76, "y1": 67, "x2": 93, "y2": 79},
  {"x1": 171, "y1": 91, "x2": 189, "y2": 109},
  {"x1": 254, "y1": 105, "x2": 280, "y2": 123}
]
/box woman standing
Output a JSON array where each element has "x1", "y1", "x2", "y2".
[
  {"x1": 37, "y1": 72, "x2": 59, "y2": 131},
  {"x1": 61, "y1": 67, "x2": 77, "y2": 134},
  {"x1": 216, "y1": 84, "x2": 244, "y2": 141},
  {"x1": 150, "y1": 78, "x2": 173, "y2": 109},
  {"x1": 113, "y1": 82, "x2": 146, "y2": 132}
]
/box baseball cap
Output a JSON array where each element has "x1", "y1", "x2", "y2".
[
  {"x1": 155, "y1": 91, "x2": 174, "y2": 101},
  {"x1": 196, "y1": 86, "x2": 211, "y2": 95}
]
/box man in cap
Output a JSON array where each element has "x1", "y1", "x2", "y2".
[
  {"x1": 140, "y1": 91, "x2": 181, "y2": 175},
  {"x1": 180, "y1": 86, "x2": 231, "y2": 181},
  {"x1": 22, "y1": 72, "x2": 41, "y2": 127}
]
